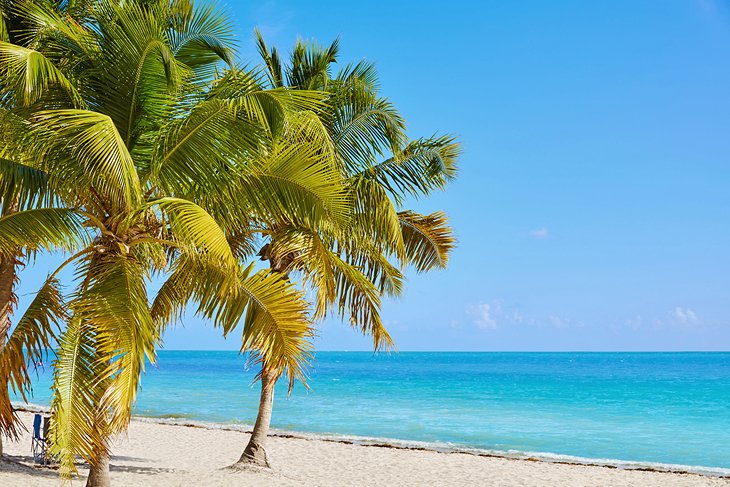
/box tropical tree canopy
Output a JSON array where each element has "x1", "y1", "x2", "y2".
[
  {"x1": 226, "y1": 33, "x2": 460, "y2": 468},
  {"x1": 0, "y1": 0, "x2": 346, "y2": 479},
  {"x1": 251, "y1": 31, "x2": 460, "y2": 351},
  {"x1": 0, "y1": 0, "x2": 460, "y2": 480}
]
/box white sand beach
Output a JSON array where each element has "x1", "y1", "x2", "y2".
[{"x1": 0, "y1": 411, "x2": 728, "y2": 486}]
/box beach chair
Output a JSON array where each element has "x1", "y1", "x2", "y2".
[{"x1": 31, "y1": 413, "x2": 51, "y2": 466}]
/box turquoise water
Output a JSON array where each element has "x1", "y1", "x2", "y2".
[{"x1": 18, "y1": 352, "x2": 730, "y2": 472}]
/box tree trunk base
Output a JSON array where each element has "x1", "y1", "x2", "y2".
[
  {"x1": 230, "y1": 440, "x2": 270, "y2": 469},
  {"x1": 85, "y1": 454, "x2": 111, "y2": 487}
]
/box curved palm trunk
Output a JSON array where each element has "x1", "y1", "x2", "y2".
[
  {"x1": 234, "y1": 367, "x2": 277, "y2": 467},
  {"x1": 85, "y1": 452, "x2": 111, "y2": 487},
  {"x1": 232, "y1": 247, "x2": 293, "y2": 468},
  {"x1": 232, "y1": 247, "x2": 292, "y2": 468}
]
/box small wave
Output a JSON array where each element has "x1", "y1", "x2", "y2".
[
  {"x1": 127, "y1": 415, "x2": 730, "y2": 478},
  {"x1": 12, "y1": 402, "x2": 729, "y2": 478},
  {"x1": 138, "y1": 412, "x2": 196, "y2": 420},
  {"x1": 265, "y1": 433, "x2": 730, "y2": 477}
]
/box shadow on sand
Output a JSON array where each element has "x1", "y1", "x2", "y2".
[{"x1": 0, "y1": 455, "x2": 59, "y2": 478}]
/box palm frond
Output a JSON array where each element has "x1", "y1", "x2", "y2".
[
  {"x1": 0, "y1": 7, "x2": 7, "y2": 43},
  {"x1": 349, "y1": 176, "x2": 405, "y2": 259},
  {"x1": 148, "y1": 197, "x2": 236, "y2": 268},
  {"x1": 151, "y1": 253, "x2": 312, "y2": 391},
  {"x1": 335, "y1": 60, "x2": 379, "y2": 89},
  {"x1": 399, "y1": 210, "x2": 456, "y2": 271},
  {"x1": 244, "y1": 141, "x2": 350, "y2": 228},
  {"x1": 285, "y1": 228, "x2": 393, "y2": 350},
  {"x1": 330, "y1": 82, "x2": 406, "y2": 171},
  {"x1": 237, "y1": 269, "x2": 314, "y2": 391},
  {"x1": 361, "y1": 135, "x2": 460, "y2": 204},
  {"x1": 287, "y1": 37, "x2": 339, "y2": 90},
  {"x1": 0, "y1": 41, "x2": 82, "y2": 107},
  {"x1": 0, "y1": 275, "x2": 64, "y2": 438},
  {"x1": 72, "y1": 254, "x2": 158, "y2": 436},
  {"x1": 49, "y1": 317, "x2": 106, "y2": 478},
  {"x1": 254, "y1": 28, "x2": 283, "y2": 88},
  {"x1": 0, "y1": 208, "x2": 89, "y2": 256},
  {"x1": 88, "y1": 1, "x2": 187, "y2": 146},
  {"x1": 151, "y1": 97, "x2": 259, "y2": 192},
  {"x1": 32, "y1": 109, "x2": 143, "y2": 210},
  {"x1": 168, "y1": 0, "x2": 235, "y2": 78},
  {"x1": 0, "y1": 158, "x2": 51, "y2": 213}
]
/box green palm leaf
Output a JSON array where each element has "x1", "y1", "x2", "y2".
[
  {"x1": 148, "y1": 197, "x2": 236, "y2": 268},
  {"x1": 293, "y1": 230, "x2": 393, "y2": 351},
  {"x1": 168, "y1": 0, "x2": 235, "y2": 78},
  {"x1": 0, "y1": 41, "x2": 82, "y2": 107},
  {"x1": 245, "y1": 142, "x2": 350, "y2": 227},
  {"x1": 238, "y1": 269, "x2": 314, "y2": 391},
  {"x1": 399, "y1": 210, "x2": 456, "y2": 272},
  {"x1": 0, "y1": 275, "x2": 64, "y2": 438},
  {"x1": 151, "y1": 253, "x2": 313, "y2": 391},
  {"x1": 0, "y1": 8, "x2": 7, "y2": 43},
  {"x1": 72, "y1": 255, "x2": 158, "y2": 436},
  {"x1": 0, "y1": 158, "x2": 51, "y2": 212},
  {"x1": 32, "y1": 109, "x2": 142, "y2": 210},
  {"x1": 361, "y1": 135, "x2": 460, "y2": 203},
  {"x1": 0, "y1": 208, "x2": 89, "y2": 256},
  {"x1": 48, "y1": 317, "x2": 106, "y2": 478},
  {"x1": 329, "y1": 80, "x2": 406, "y2": 170}
]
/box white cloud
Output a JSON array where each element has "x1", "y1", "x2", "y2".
[
  {"x1": 548, "y1": 315, "x2": 569, "y2": 329},
  {"x1": 530, "y1": 227, "x2": 549, "y2": 239},
  {"x1": 672, "y1": 307, "x2": 701, "y2": 327},
  {"x1": 510, "y1": 311, "x2": 524, "y2": 324},
  {"x1": 467, "y1": 303, "x2": 497, "y2": 330}
]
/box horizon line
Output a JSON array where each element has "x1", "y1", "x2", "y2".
[{"x1": 155, "y1": 349, "x2": 730, "y2": 353}]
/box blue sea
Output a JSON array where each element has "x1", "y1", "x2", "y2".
[{"x1": 17, "y1": 352, "x2": 730, "y2": 474}]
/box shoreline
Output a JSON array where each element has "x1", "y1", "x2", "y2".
[{"x1": 15, "y1": 403, "x2": 730, "y2": 480}]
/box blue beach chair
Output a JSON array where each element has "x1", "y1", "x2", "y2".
[{"x1": 31, "y1": 413, "x2": 51, "y2": 465}]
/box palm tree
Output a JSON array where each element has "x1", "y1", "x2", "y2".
[
  {"x1": 0, "y1": 0, "x2": 95, "y2": 456},
  {"x1": 0, "y1": 2, "x2": 336, "y2": 485},
  {"x1": 0, "y1": 107, "x2": 71, "y2": 458},
  {"x1": 225, "y1": 33, "x2": 460, "y2": 468}
]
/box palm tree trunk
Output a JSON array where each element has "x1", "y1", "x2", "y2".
[
  {"x1": 86, "y1": 369, "x2": 113, "y2": 486},
  {"x1": 234, "y1": 367, "x2": 277, "y2": 467},
  {"x1": 232, "y1": 247, "x2": 290, "y2": 469},
  {"x1": 85, "y1": 452, "x2": 111, "y2": 487},
  {"x1": 0, "y1": 201, "x2": 19, "y2": 458},
  {"x1": 0, "y1": 254, "x2": 17, "y2": 458},
  {"x1": 0, "y1": 255, "x2": 16, "y2": 345}
]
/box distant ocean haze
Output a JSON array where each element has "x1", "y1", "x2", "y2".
[{"x1": 17, "y1": 351, "x2": 730, "y2": 473}]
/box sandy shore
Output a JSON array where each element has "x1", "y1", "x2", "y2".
[{"x1": 0, "y1": 411, "x2": 728, "y2": 486}]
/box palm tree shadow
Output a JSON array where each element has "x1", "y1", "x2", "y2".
[
  {"x1": 109, "y1": 464, "x2": 176, "y2": 475},
  {"x1": 111, "y1": 455, "x2": 148, "y2": 462},
  {"x1": 0, "y1": 455, "x2": 60, "y2": 479}
]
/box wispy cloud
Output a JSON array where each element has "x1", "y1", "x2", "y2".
[
  {"x1": 466, "y1": 299, "x2": 588, "y2": 332},
  {"x1": 548, "y1": 315, "x2": 569, "y2": 329},
  {"x1": 467, "y1": 303, "x2": 497, "y2": 330},
  {"x1": 672, "y1": 307, "x2": 701, "y2": 327},
  {"x1": 530, "y1": 227, "x2": 549, "y2": 239}
]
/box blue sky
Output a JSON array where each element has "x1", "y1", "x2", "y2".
[{"x1": 15, "y1": 0, "x2": 730, "y2": 351}]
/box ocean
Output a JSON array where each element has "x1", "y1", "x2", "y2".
[{"x1": 16, "y1": 351, "x2": 730, "y2": 474}]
